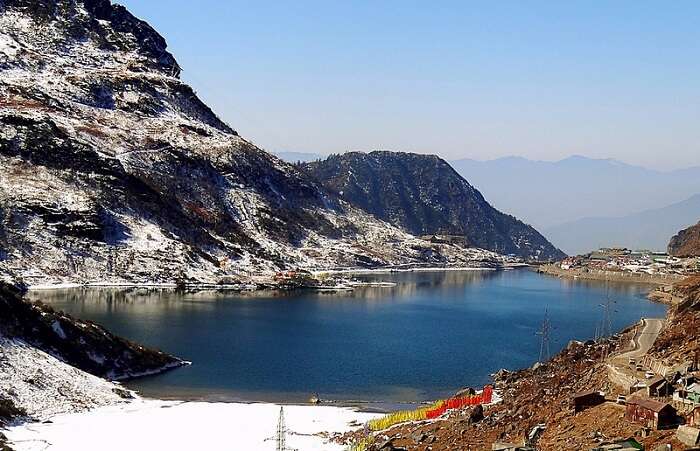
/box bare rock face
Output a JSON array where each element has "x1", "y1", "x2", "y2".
[
  {"x1": 668, "y1": 221, "x2": 700, "y2": 257},
  {"x1": 0, "y1": 1, "x2": 513, "y2": 286},
  {"x1": 303, "y1": 152, "x2": 566, "y2": 261}
]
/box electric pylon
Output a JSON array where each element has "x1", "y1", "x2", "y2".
[
  {"x1": 275, "y1": 406, "x2": 296, "y2": 451},
  {"x1": 537, "y1": 309, "x2": 552, "y2": 363}
]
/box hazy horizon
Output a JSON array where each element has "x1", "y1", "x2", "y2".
[
  {"x1": 119, "y1": 1, "x2": 699, "y2": 171},
  {"x1": 274, "y1": 150, "x2": 699, "y2": 172}
]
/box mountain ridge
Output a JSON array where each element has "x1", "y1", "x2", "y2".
[
  {"x1": 302, "y1": 151, "x2": 565, "y2": 261},
  {"x1": 0, "y1": 0, "x2": 515, "y2": 286},
  {"x1": 669, "y1": 221, "x2": 700, "y2": 257}
]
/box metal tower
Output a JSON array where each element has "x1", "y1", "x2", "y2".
[
  {"x1": 599, "y1": 286, "x2": 616, "y2": 339},
  {"x1": 536, "y1": 309, "x2": 552, "y2": 363},
  {"x1": 276, "y1": 406, "x2": 296, "y2": 451},
  {"x1": 265, "y1": 407, "x2": 296, "y2": 451}
]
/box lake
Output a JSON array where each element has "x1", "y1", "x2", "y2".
[{"x1": 31, "y1": 269, "x2": 666, "y2": 404}]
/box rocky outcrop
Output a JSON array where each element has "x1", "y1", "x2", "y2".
[
  {"x1": 668, "y1": 221, "x2": 700, "y2": 257},
  {"x1": 0, "y1": 430, "x2": 15, "y2": 451},
  {"x1": 0, "y1": 282, "x2": 182, "y2": 379},
  {"x1": 303, "y1": 152, "x2": 566, "y2": 261},
  {"x1": 0, "y1": 398, "x2": 24, "y2": 426},
  {"x1": 2, "y1": 0, "x2": 181, "y2": 77},
  {"x1": 0, "y1": 1, "x2": 511, "y2": 286}
]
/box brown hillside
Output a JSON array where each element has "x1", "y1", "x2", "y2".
[{"x1": 669, "y1": 221, "x2": 700, "y2": 257}]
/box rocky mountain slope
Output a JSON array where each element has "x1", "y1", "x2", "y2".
[
  {"x1": 0, "y1": 0, "x2": 510, "y2": 286},
  {"x1": 1, "y1": 279, "x2": 186, "y2": 448},
  {"x1": 302, "y1": 152, "x2": 565, "y2": 261},
  {"x1": 340, "y1": 276, "x2": 700, "y2": 451},
  {"x1": 650, "y1": 276, "x2": 700, "y2": 365},
  {"x1": 669, "y1": 221, "x2": 700, "y2": 257},
  {"x1": 0, "y1": 281, "x2": 183, "y2": 379},
  {"x1": 341, "y1": 328, "x2": 685, "y2": 450}
]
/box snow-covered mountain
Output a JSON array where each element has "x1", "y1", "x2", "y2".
[
  {"x1": 303, "y1": 152, "x2": 565, "y2": 261},
  {"x1": 0, "y1": 0, "x2": 510, "y2": 286}
]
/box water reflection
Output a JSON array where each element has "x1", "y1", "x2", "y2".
[{"x1": 31, "y1": 269, "x2": 666, "y2": 403}]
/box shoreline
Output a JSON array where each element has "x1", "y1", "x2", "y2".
[
  {"x1": 23, "y1": 264, "x2": 510, "y2": 292},
  {"x1": 121, "y1": 383, "x2": 462, "y2": 413},
  {"x1": 536, "y1": 263, "x2": 684, "y2": 286}
]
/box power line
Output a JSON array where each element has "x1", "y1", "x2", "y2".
[{"x1": 598, "y1": 283, "x2": 617, "y2": 340}]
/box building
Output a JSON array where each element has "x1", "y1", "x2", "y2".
[
  {"x1": 573, "y1": 390, "x2": 606, "y2": 413},
  {"x1": 690, "y1": 406, "x2": 700, "y2": 427},
  {"x1": 491, "y1": 443, "x2": 534, "y2": 451},
  {"x1": 420, "y1": 234, "x2": 469, "y2": 246},
  {"x1": 625, "y1": 398, "x2": 677, "y2": 429},
  {"x1": 590, "y1": 438, "x2": 643, "y2": 451},
  {"x1": 687, "y1": 383, "x2": 700, "y2": 403},
  {"x1": 647, "y1": 377, "x2": 674, "y2": 398}
]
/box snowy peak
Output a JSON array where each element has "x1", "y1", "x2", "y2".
[
  {"x1": 3, "y1": 0, "x2": 179, "y2": 75},
  {"x1": 0, "y1": 1, "x2": 515, "y2": 286}
]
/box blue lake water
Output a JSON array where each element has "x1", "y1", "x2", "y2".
[{"x1": 33, "y1": 269, "x2": 667, "y2": 403}]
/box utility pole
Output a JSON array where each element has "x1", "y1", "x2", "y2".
[{"x1": 537, "y1": 309, "x2": 552, "y2": 363}]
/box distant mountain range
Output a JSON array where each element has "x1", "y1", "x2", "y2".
[
  {"x1": 449, "y1": 156, "x2": 700, "y2": 230},
  {"x1": 302, "y1": 152, "x2": 565, "y2": 261},
  {"x1": 543, "y1": 194, "x2": 700, "y2": 255},
  {"x1": 278, "y1": 152, "x2": 700, "y2": 255}
]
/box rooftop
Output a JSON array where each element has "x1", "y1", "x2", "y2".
[{"x1": 626, "y1": 397, "x2": 671, "y2": 412}]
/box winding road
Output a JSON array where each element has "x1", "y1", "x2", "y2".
[
  {"x1": 608, "y1": 318, "x2": 666, "y2": 389},
  {"x1": 617, "y1": 318, "x2": 666, "y2": 362}
]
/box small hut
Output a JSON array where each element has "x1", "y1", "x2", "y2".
[
  {"x1": 647, "y1": 377, "x2": 674, "y2": 397},
  {"x1": 573, "y1": 390, "x2": 605, "y2": 413},
  {"x1": 625, "y1": 397, "x2": 677, "y2": 429}
]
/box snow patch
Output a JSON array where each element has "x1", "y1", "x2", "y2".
[
  {"x1": 0, "y1": 32, "x2": 19, "y2": 57},
  {"x1": 0, "y1": 336, "x2": 126, "y2": 420},
  {"x1": 6, "y1": 400, "x2": 379, "y2": 451}
]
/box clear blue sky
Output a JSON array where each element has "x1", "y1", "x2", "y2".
[{"x1": 119, "y1": 0, "x2": 699, "y2": 170}]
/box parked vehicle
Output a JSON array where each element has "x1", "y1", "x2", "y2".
[
  {"x1": 616, "y1": 395, "x2": 627, "y2": 405},
  {"x1": 645, "y1": 371, "x2": 655, "y2": 379},
  {"x1": 636, "y1": 364, "x2": 644, "y2": 372}
]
